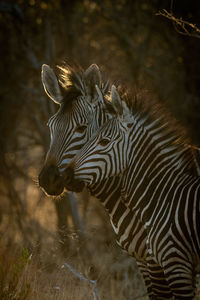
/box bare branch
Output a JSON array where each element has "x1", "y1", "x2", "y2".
[
  {"x1": 157, "y1": 9, "x2": 200, "y2": 39},
  {"x1": 63, "y1": 262, "x2": 99, "y2": 300},
  {"x1": 67, "y1": 192, "x2": 85, "y2": 240}
]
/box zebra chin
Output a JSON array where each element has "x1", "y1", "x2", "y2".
[{"x1": 40, "y1": 185, "x2": 64, "y2": 197}]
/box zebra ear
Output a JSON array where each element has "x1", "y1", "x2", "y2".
[
  {"x1": 95, "y1": 84, "x2": 104, "y2": 103},
  {"x1": 121, "y1": 100, "x2": 131, "y2": 119},
  {"x1": 85, "y1": 64, "x2": 102, "y2": 101},
  {"x1": 41, "y1": 64, "x2": 63, "y2": 104},
  {"x1": 111, "y1": 85, "x2": 123, "y2": 115},
  {"x1": 111, "y1": 85, "x2": 132, "y2": 121}
]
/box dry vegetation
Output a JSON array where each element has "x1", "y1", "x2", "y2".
[
  {"x1": 1, "y1": 190, "x2": 199, "y2": 299},
  {"x1": 0, "y1": 196, "x2": 147, "y2": 300}
]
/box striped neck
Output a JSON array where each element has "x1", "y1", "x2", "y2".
[{"x1": 119, "y1": 113, "x2": 197, "y2": 223}]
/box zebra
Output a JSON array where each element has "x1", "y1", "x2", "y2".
[
  {"x1": 63, "y1": 86, "x2": 200, "y2": 299},
  {"x1": 38, "y1": 64, "x2": 200, "y2": 299}
]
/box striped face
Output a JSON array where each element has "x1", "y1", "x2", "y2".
[
  {"x1": 64, "y1": 116, "x2": 132, "y2": 189},
  {"x1": 38, "y1": 63, "x2": 111, "y2": 196},
  {"x1": 39, "y1": 95, "x2": 112, "y2": 195},
  {"x1": 46, "y1": 97, "x2": 107, "y2": 172}
]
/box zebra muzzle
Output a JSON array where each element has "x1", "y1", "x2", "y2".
[
  {"x1": 38, "y1": 164, "x2": 64, "y2": 196},
  {"x1": 63, "y1": 166, "x2": 85, "y2": 193}
]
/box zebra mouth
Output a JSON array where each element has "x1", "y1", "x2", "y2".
[
  {"x1": 62, "y1": 166, "x2": 85, "y2": 193},
  {"x1": 40, "y1": 183, "x2": 64, "y2": 196},
  {"x1": 64, "y1": 180, "x2": 85, "y2": 193}
]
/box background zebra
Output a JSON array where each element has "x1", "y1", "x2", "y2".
[
  {"x1": 64, "y1": 86, "x2": 200, "y2": 299},
  {"x1": 39, "y1": 65, "x2": 200, "y2": 299}
]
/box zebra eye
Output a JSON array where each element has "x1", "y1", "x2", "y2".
[
  {"x1": 98, "y1": 137, "x2": 110, "y2": 146},
  {"x1": 75, "y1": 125, "x2": 87, "y2": 133}
]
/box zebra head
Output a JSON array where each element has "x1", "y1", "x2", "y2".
[
  {"x1": 38, "y1": 63, "x2": 112, "y2": 196},
  {"x1": 64, "y1": 86, "x2": 133, "y2": 191}
]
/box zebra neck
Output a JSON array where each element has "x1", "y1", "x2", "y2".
[
  {"x1": 89, "y1": 175, "x2": 123, "y2": 209},
  {"x1": 119, "y1": 116, "x2": 197, "y2": 218},
  {"x1": 88, "y1": 175, "x2": 132, "y2": 227},
  {"x1": 120, "y1": 137, "x2": 198, "y2": 225}
]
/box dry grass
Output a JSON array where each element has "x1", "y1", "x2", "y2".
[
  {"x1": 1, "y1": 228, "x2": 200, "y2": 299},
  {"x1": 0, "y1": 239, "x2": 147, "y2": 300}
]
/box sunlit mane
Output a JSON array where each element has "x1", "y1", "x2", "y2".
[
  {"x1": 57, "y1": 64, "x2": 110, "y2": 110},
  {"x1": 58, "y1": 64, "x2": 85, "y2": 95},
  {"x1": 119, "y1": 86, "x2": 189, "y2": 144}
]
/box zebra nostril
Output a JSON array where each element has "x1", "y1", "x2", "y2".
[{"x1": 51, "y1": 171, "x2": 59, "y2": 183}]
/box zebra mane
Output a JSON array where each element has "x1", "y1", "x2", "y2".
[
  {"x1": 116, "y1": 86, "x2": 199, "y2": 174},
  {"x1": 118, "y1": 86, "x2": 189, "y2": 144},
  {"x1": 56, "y1": 63, "x2": 110, "y2": 110}
]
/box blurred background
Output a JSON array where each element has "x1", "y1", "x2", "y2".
[{"x1": 0, "y1": 0, "x2": 200, "y2": 299}]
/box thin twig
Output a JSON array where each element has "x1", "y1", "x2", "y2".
[
  {"x1": 63, "y1": 262, "x2": 99, "y2": 300},
  {"x1": 156, "y1": 9, "x2": 200, "y2": 39}
]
